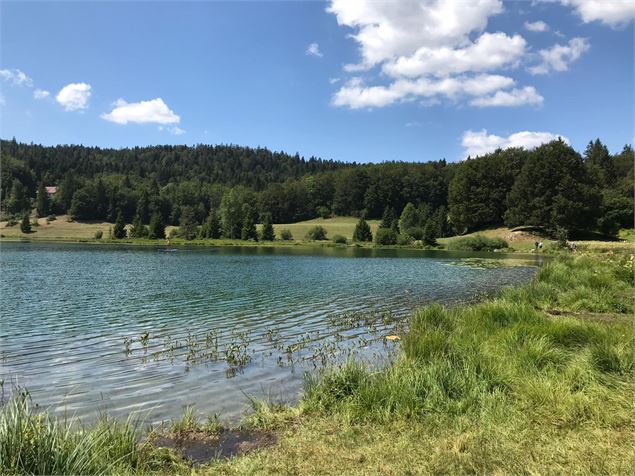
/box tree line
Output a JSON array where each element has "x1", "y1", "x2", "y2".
[{"x1": 1, "y1": 137, "x2": 632, "y2": 241}]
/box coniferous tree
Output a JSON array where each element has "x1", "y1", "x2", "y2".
[
  {"x1": 20, "y1": 213, "x2": 31, "y2": 233},
  {"x1": 398, "y1": 202, "x2": 418, "y2": 232},
  {"x1": 113, "y1": 209, "x2": 127, "y2": 239},
  {"x1": 36, "y1": 182, "x2": 50, "y2": 217},
  {"x1": 129, "y1": 214, "x2": 148, "y2": 238},
  {"x1": 178, "y1": 206, "x2": 197, "y2": 240},
  {"x1": 353, "y1": 217, "x2": 373, "y2": 242},
  {"x1": 260, "y1": 212, "x2": 275, "y2": 241},
  {"x1": 241, "y1": 203, "x2": 258, "y2": 241},
  {"x1": 148, "y1": 212, "x2": 165, "y2": 239},
  {"x1": 6, "y1": 180, "x2": 29, "y2": 215},
  {"x1": 422, "y1": 221, "x2": 437, "y2": 246},
  {"x1": 380, "y1": 206, "x2": 397, "y2": 230}
]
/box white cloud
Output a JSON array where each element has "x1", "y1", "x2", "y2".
[
  {"x1": 528, "y1": 37, "x2": 589, "y2": 75},
  {"x1": 382, "y1": 32, "x2": 526, "y2": 78},
  {"x1": 170, "y1": 126, "x2": 186, "y2": 135},
  {"x1": 559, "y1": 0, "x2": 635, "y2": 27},
  {"x1": 524, "y1": 20, "x2": 549, "y2": 32},
  {"x1": 327, "y1": 0, "x2": 541, "y2": 109},
  {"x1": 306, "y1": 42, "x2": 323, "y2": 57},
  {"x1": 332, "y1": 74, "x2": 516, "y2": 109},
  {"x1": 101, "y1": 98, "x2": 180, "y2": 125},
  {"x1": 328, "y1": 77, "x2": 340, "y2": 84},
  {"x1": 56, "y1": 83, "x2": 91, "y2": 111},
  {"x1": 0, "y1": 95, "x2": 5, "y2": 106},
  {"x1": 0, "y1": 69, "x2": 33, "y2": 87},
  {"x1": 328, "y1": 0, "x2": 504, "y2": 70},
  {"x1": 33, "y1": 89, "x2": 50, "y2": 99},
  {"x1": 470, "y1": 86, "x2": 544, "y2": 107},
  {"x1": 462, "y1": 129, "x2": 569, "y2": 157}
]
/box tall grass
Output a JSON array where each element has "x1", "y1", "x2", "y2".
[
  {"x1": 0, "y1": 391, "x2": 146, "y2": 475},
  {"x1": 303, "y1": 253, "x2": 634, "y2": 429}
]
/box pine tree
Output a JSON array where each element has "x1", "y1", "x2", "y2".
[
  {"x1": 178, "y1": 206, "x2": 197, "y2": 240},
  {"x1": 260, "y1": 212, "x2": 275, "y2": 241},
  {"x1": 380, "y1": 206, "x2": 396, "y2": 229},
  {"x1": 113, "y1": 210, "x2": 127, "y2": 239},
  {"x1": 241, "y1": 203, "x2": 258, "y2": 241},
  {"x1": 148, "y1": 212, "x2": 165, "y2": 239},
  {"x1": 20, "y1": 213, "x2": 31, "y2": 233},
  {"x1": 129, "y1": 214, "x2": 148, "y2": 238},
  {"x1": 36, "y1": 182, "x2": 50, "y2": 217},
  {"x1": 353, "y1": 217, "x2": 372, "y2": 242},
  {"x1": 422, "y1": 221, "x2": 437, "y2": 246}
]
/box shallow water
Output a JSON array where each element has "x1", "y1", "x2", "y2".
[{"x1": 0, "y1": 242, "x2": 542, "y2": 422}]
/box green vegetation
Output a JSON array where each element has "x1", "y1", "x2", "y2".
[
  {"x1": 305, "y1": 225, "x2": 328, "y2": 241},
  {"x1": 1, "y1": 249, "x2": 631, "y2": 474},
  {"x1": 447, "y1": 234, "x2": 509, "y2": 251},
  {"x1": 3, "y1": 139, "x2": 631, "y2": 244}
]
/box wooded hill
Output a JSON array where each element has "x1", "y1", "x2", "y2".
[{"x1": 1, "y1": 138, "x2": 633, "y2": 241}]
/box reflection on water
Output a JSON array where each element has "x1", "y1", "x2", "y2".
[{"x1": 0, "y1": 243, "x2": 541, "y2": 422}]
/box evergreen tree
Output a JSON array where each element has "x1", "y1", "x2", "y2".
[
  {"x1": 423, "y1": 221, "x2": 437, "y2": 246},
  {"x1": 398, "y1": 202, "x2": 418, "y2": 231},
  {"x1": 260, "y1": 212, "x2": 275, "y2": 241},
  {"x1": 36, "y1": 182, "x2": 50, "y2": 217},
  {"x1": 129, "y1": 214, "x2": 148, "y2": 238},
  {"x1": 220, "y1": 188, "x2": 245, "y2": 238},
  {"x1": 178, "y1": 206, "x2": 198, "y2": 240},
  {"x1": 113, "y1": 209, "x2": 127, "y2": 239},
  {"x1": 20, "y1": 213, "x2": 31, "y2": 233},
  {"x1": 148, "y1": 212, "x2": 165, "y2": 239},
  {"x1": 6, "y1": 180, "x2": 29, "y2": 215},
  {"x1": 241, "y1": 203, "x2": 258, "y2": 241},
  {"x1": 585, "y1": 138, "x2": 615, "y2": 187},
  {"x1": 380, "y1": 206, "x2": 397, "y2": 230},
  {"x1": 136, "y1": 190, "x2": 150, "y2": 223},
  {"x1": 353, "y1": 217, "x2": 373, "y2": 242}
]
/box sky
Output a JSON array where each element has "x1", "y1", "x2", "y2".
[{"x1": 0, "y1": 0, "x2": 633, "y2": 163}]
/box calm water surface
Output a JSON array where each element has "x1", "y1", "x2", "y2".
[{"x1": 0, "y1": 242, "x2": 541, "y2": 422}]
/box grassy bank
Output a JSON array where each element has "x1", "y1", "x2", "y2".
[{"x1": 1, "y1": 249, "x2": 633, "y2": 474}]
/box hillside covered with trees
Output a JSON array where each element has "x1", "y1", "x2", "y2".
[{"x1": 1, "y1": 137, "x2": 632, "y2": 243}]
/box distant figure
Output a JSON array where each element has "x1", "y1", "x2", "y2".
[
  {"x1": 538, "y1": 242, "x2": 543, "y2": 250},
  {"x1": 569, "y1": 241, "x2": 577, "y2": 252}
]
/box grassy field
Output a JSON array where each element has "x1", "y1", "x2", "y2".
[
  {"x1": 0, "y1": 215, "x2": 380, "y2": 243},
  {"x1": 1, "y1": 246, "x2": 633, "y2": 475}
]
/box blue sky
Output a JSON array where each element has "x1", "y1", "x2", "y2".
[{"x1": 1, "y1": 0, "x2": 633, "y2": 163}]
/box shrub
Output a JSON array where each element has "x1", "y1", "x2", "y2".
[
  {"x1": 94, "y1": 230, "x2": 103, "y2": 240},
  {"x1": 46, "y1": 214, "x2": 56, "y2": 222},
  {"x1": 403, "y1": 226, "x2": 423, "y2": 240},
  {"x1": 20, "y1": 214, "x2": 31, "y2": 234},
  {"x1": 280, "y1": 229, "x2": 293, "y2": 241},
  {"x1": 396, "y1": 233, "x2": 412, "y2": 246},
  {"x1": 332, "y1": 234, "x2": 347, "y2": 244},
  {"x1": 306, "y1": 226, "x2": 328, "y2": 241},
  {"x1": 448, "y1": 234, "x2": 508, "y2": 251},
  {"x1": 374, "y1": 228, "x2": 398, "y2": 246},
  {"x1": 6, "y1": 218, "x2": 17, "y2": 227},
  {"x1": 316, "y1": 206, "x2": 331, "y2": 219}
]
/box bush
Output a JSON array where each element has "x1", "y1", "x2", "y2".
[
  {"x1": 448, "y1": 234, "x2": 508, "y2": 251},
  {"x1": 397, "y1": 233, "x2": 412, "y2": 245},
  {"x1": 316, "y1": 206, "x2": 331, "y2": 219},
  {"x1": 403, "y1": 226, "x2": 424, "y2": 240},
  {"x1": 20, "y1": 214, "x2": 31, "y2": 234},
  {"x1": 332, "y1": 234, "x2": 347, "y2": 244},
  {"x1": 94, "y1": 230, "x2": 103, "y2": 240},
  {"x1": 306, "y1": 226, "x2": 328, "y2": 241},
  {"x1": 280, "y1": 229, "x2": 293, "y2": 241},
  {"x1": 6, "y1": 218, "x2": 17, "y2": 227},
  {"x1": 46, "y1": 214, "x2": 56, "y2": 222},
  {"x1": 374, "y1": 228, "x2": 398, "y2": 246}
]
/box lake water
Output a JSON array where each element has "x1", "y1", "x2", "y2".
[{"x1": 0, "y1": 242, "x2": 542, "y2": 422}]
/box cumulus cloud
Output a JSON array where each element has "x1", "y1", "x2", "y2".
[
  {"x1": 524, "y1": 20, "x2": 549, "y2": 32},
  {"x1": 33, "y1": 89, "x2": 50, "y2": 99},
  {"x1": 101, "y1": 98, "x2": 180, "y2": 125},
  {"x1": 56, "y1": 83, "x2": 92, "y2": 111},
  {"x1": 462, "y1": 129, "x2": 569, "y2": 157},
  {"x1": 559, "y1": 0, "x2": 635, "y2": 27},
  {"x1": 470, "y1": 86, "x2": 544, "y2": 107},
  {"x1": 0, "y1": 69, "x2": 33, "y2": 87},
  {"x1": 528, "y1": 37, "x2": 590, "y2": 75},
  {"x1": 327, "y1": 0, "x2": 540, "y2": 109},
  {"x1": 382, "y1": 32, "x2": 526, "y2": 78},
  {"x1": 332, "y1": 74, "x2": 517, "y2": 109},
  {"x1": 306, "y1": 42, "x2": 323, "y2": 57}
]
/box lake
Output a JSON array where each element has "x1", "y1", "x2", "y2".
[{"x1": 0, "y1": 242, "x2": 542, "y2": 422}]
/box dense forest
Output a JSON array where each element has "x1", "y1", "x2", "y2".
[{"x1": 1, "y1": 137, "x2": 633, "y2": 242}]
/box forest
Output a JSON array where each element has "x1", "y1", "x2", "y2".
[{"x1": 1, "y1": 137, "x2": 633, "y2": 242}]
